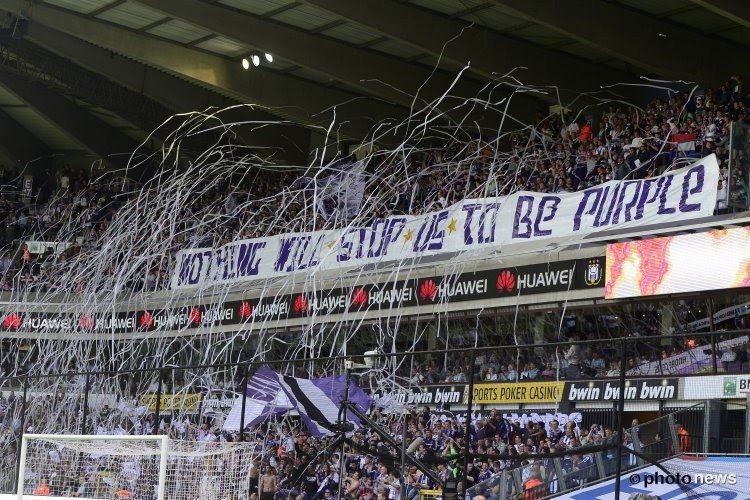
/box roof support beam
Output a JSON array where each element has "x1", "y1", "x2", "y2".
[
  {"x1": 261, "y1": 2, "x2": 302, "y2": 19},
  {"x1": 21, "y1": 25, "x2": 313, "y2": 164},
  {"x1": 688, "y1": 0, "x2": 750, "y2": 29},
  {"x1": 1, "y1": 0, "x2": 407, "y2": 141},
  {"x1": 309, "y1": 19, "x2": 347, "y2": 34},
  {"x1": 185, "y1": 33, "x2": 217, "y2": 46},
  {"x1": 133, "y1": 0, "x2": 490, "y2": 111},
  {"x1": 656, "y1": 5, "x2": 701, "y2": 19},
  {"x1": 300, "y1": 0, "x2": 636, "y2": 101},
  {"x1": 488, "y1": 0, "x2": 744, "y2": 82},
  {"x1": 0, "y1": 108, "x2": 52, "y2": 167},
  {"x1": 88, "y1": 0, "x2": 127, "y2": 18},
  {"x1": 450, "y1": 3, "x2": 494, "y2": 18},
  {"x1": 0, "y1": 70, "x2": 145, "y2": 170},
  {"x1": 138, "y1": 17, "x2": 172, "y2": 32}
]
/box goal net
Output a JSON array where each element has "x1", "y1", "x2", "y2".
[{"x1": 17, "y1": 434, "x2": 256, "y2": 500}]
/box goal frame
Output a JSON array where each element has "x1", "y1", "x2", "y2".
[{"x1": 17, "y1": 433, "x2": 169, "y2": 500}]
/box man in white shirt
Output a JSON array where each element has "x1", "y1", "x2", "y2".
[
  {"x1": 565, "y1": 336, "x2": 582, "y2": 378},
  {"x1": 506, "y1": 364, "x2": 518, "y2": 382},
  {"x1": 283, "y1": 430, "x2": 296, "y2": 455},
  {"x1": 717, "y1": 177, "x2": 728, "y2": 214}
]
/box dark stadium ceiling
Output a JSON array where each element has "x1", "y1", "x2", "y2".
[{"x1": 0, "y1": 0, "x2": 747, "y2": 168}]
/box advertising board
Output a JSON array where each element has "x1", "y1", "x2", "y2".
[
  {"x1": 469, "y1": 381, "x2": 565, "y2": 404},
  {"x1": 1, "y1": 257, "x2": 604, "y2": 335},
  {"x1": 684, "y1": 374, "x2": 750, "y2": 399},
  {"x1": 563, "y1": 378, "x2": 678, "y2": 402}
]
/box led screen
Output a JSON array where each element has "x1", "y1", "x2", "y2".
[{"x1": 605, "y1": 226, "x2": 750, "y2": 299}]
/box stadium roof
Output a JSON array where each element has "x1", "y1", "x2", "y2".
[{"x1": 0, "y1": 0, "x2": 747, "y2": 167}]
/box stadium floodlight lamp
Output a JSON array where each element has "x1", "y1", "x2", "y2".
[
  {"x1": 264, "y1": 52, "x2": 273, "y2": 63},
  {"x1": 241, "y1": 58, "x2": 250, "y2": 70},
  {"x1": 251, "y1": 54, "x2": 260, "y2": 67}
]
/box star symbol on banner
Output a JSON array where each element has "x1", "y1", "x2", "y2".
[
  {"x1": 403, "y1": 228, "x2": 413, "y2": 242},
  {"x1": 447, "y1": 218, "x2": 457, "y2": 234},
  {"x1": 326, "y1": 240, "x2": 335, "y2": 249}
]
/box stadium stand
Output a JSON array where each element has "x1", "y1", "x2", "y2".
[
  {"x1": 0, "y1": 1, "x2": 749, "y2": 499},
  {"x1": 1, "y1": 77, "x2": 748, "y2": 294}
]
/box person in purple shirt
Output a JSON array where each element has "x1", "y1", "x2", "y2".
[
  {"x1": 477, "y1": 462, "x2": 492, "y2": 483},
  {"x1": 571, "y1": 454, "x2": 596, "y2": 485},
  {"x1": 547, "y1": 420, "x2": 563, "y2": 445},
  {"x1": 422, "y1": 430, "x2": 437, "y2": 452}
]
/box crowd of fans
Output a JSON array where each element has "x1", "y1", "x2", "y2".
[
  {"x1": 248, "y1": 409, "x2": 632, "y2": 500},
  {"x1": 382, "y1": 301, "x2": 750, "y2": 392},
  {"x1": 0, "y1": 385, "x2": 655, "y2": 499},
  {"x1": 0, "y1": 77, "x2": 746, "y2": 498},
  {"x1": 0, "y1": 76, "x2": 747, "y2": 294},
  {"x1": 0, "y1": 307, "x2": 728, "y2": 498},
  {"x1": 0, "y1": 166, "x2": 129, "y2": 292}
]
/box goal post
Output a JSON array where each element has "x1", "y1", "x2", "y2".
[
  {"x1": 18, "y1": 434, "x2": 168, "y2": 500},
  {"x1": 16, "y1": 433, "x2": 256, "y2": 500}
]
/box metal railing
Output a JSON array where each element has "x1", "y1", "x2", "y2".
[
  {"x1": 0, "y1": 332, "x2": 746, "y2": 496},
  {"x1": 465, "y1": 401, "x2": 746, "y2": 499},
  {"x1": 728, "y1": 119, "x2": 750, "y2": 212}
]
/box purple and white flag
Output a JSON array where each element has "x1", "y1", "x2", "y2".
[
  {"x1": 223, "y1": 366, "x2": 292, "y2": 432},
  {"x1": 223, "y1": 367, "x2": 372, "y2": 437},
  {"x1": 278, "y1": 374, "x2": 372, "y2": 438}
]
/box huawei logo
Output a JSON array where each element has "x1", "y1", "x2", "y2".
[
  {"x1": 239, "y1": 301, "x2": 252, "y2": 320},
  {"x1": 2, "y1": 313, "x2": 21, "y2": 330},
  {"x1": 351, "y1": 288, "x2": 368, "y2": 307},
  {"x1": 419, "y1": 280, "x2": 438, "y2": 302},
  {"x1": 189, "y1": 307, "x2": 201, "y2": 326},
  {"x1": 79, "y1": 315, "x2": 95, "y2": 330},
  {"x1": 496, "y1": 271, "x2": 516, "y2": 293},
  {"x1": 139, "y1": 312, "x2": 153, "y2": 329},
  {"x1": 293, "y1": 295, "x2": 308, "y2": 314}
]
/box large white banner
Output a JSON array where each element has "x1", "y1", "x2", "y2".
[
  {"x1": 628, "y1": 335, "x2": 748, "y2": 376},
  {"x1": 687, "y1": 302, "x2": 750, "y2": 331},
  {"x1": 172, "y1": 155, "x2": 719, "y2": 289}
]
